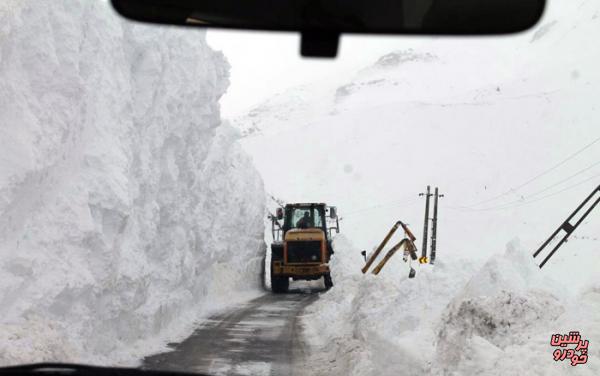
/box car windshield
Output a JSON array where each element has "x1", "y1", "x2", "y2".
[{"x1": 0, "y1": 1, "x2": 598, "y2": 375}]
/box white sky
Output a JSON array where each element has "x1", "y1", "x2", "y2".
[{"x1": 207, "y1": 31, "x2": 425, "y2": 118}]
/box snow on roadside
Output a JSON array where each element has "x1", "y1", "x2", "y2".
[
  {"x1": 303, "y1": 235, "x2": 598, "y2": 375},
  {"x1": 302, "y1": 235, "x2": 478, "y2": 375},
  {"x1": 0, "y1": 1, "x2": 265, "y2": 367},
  {"x1": 433, "y1": 240, "x2": 599, "y2": 375}
]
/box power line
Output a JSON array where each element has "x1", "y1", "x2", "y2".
[
  {"x1": 449, "y1": 172, "x2": 600, "y2": 212},
  {"x1": 464, "y1": 135, "x2": 600, "y2": 208},
  {"x1": 524, "y1": 160, "x2": 600, "y2": 198},
  {"x1": 455, "y1": 161, "x2": 600, "y2": 211},
  {"x1": 341, "y1": 197, "x2": 419, "y2": 218},
  {"x1": 485, "y1": 173, "x2": 600, "y2": 210}
]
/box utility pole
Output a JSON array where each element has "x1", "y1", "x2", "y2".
[
  {"x1": 418, "y1": 186, "x2": 432, "y2": 263},
  {"x1": 533, "y1": 184, "x2": 600, "y2": 268},
  {"x1": 430, "y1": 187, "x2": 444, "y2": 265}
]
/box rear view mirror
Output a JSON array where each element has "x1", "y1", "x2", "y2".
[
  {"x1": 276, "y1": 207, "x2": 284, "y2": 220},
  {"x1": 329, "y1": 207, "x2": 337, "y2": 219},
  {"x1": 111, "y1": 0, "x2": 545, "y2": 57}
]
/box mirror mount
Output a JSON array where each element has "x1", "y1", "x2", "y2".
[{"x1": 301, "y1": 31, "x2": 340, "y2": 58}]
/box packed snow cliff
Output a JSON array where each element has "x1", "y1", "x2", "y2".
[{"x1": 0, "y1": 1, "x2": 265, "y2": 365}]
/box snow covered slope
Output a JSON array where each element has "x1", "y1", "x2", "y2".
[{"x1": 0, "y1": 1, "x2": 264, "y2": 366}]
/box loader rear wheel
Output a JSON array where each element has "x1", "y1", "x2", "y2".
[
  {"x1": 324, "y1": 273, "x2": 333, "y2": 289},
  {"x1": 271, "y1": 275, "x2": 289, "y2": 293}
]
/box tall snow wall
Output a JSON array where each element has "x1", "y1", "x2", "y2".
[{"x1": 0, "y1": 1, "x2": 265, "y2": 365}]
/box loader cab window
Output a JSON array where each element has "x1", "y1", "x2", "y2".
[{"x1": 287, "y1": 207, "x2": 324, "y2": 230}]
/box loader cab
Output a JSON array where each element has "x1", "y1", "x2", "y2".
[
  {"x1": 284, "y1": 205, "x2": 324, "y2": 231},
  {"x1": 280, "y1": 203, "x2": 339, "y2": 239},
  {"x1": 270, "y1": 202, "x2": 339, "y2": 245}
]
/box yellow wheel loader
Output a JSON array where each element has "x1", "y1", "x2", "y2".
[{"x1": 269, "y1": 203, "x2": 339, "y2": 293}]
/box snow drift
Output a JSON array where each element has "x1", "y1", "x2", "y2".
[
  {"x1": 302, "y1": 236, "x2": 598, "y2": 375},
  {"x1": 0, "y1": 1, "x2": 265, "y2": 366}
]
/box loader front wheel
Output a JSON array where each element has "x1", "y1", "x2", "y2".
[
  {"x1": 271, "y1": 275, "x2": 289, "y2": 293},
  {"x1": 324, "y1": 273, "x2": 333, "y2": 289}
]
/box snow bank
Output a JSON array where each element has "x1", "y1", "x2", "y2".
[
  {"x1": 303, "y1": 237, "x2": 598, "y2": 375},
  {"x1": 434, "y1": 241, "x2": 598, "y2": 375},
  {"x1": 302, "y1": 235, "x2": 477, "y2": 375},
  {"x1": 0, "y1": 1, "x2": 265, "y2": 366}
]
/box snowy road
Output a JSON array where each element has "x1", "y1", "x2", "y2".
[{"x1": 143, "y1": 287, "x2": 322, "y2": 376}]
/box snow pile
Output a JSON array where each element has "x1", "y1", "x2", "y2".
[
  {"x1": 302, "y1": 235, "x2": 477, "y2": 375},
  {"x1": 303, "y1": 237, "x2": 598, "y2": 375},
  {"x1": 433, "y1": 240, "x2": 600, "y2": 375},
  {"x1": 0, "y1": 1, "x2": 264, "y2": 366},
  {"x1": 434, "y1": 241, "x2": 567, "y2": 375}
]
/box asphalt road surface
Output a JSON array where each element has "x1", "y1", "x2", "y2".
[{"x1": 143, "y1": 285, "x2": 323, "y2": 376}]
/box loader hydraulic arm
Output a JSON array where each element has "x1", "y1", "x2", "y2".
[
  {"x1": 362, "y1": 221, "x2": 415, "y2": 273},
  {"x1": 371, "y1": 238, "x2": 418, "y2": 275},
  {"x1": 362, "y1": 221, "x2": 419, "y2": 277}
]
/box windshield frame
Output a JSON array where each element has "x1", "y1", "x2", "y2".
[{"x1": 283, "y1": 204, "x2": 327, "y2": 232}]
